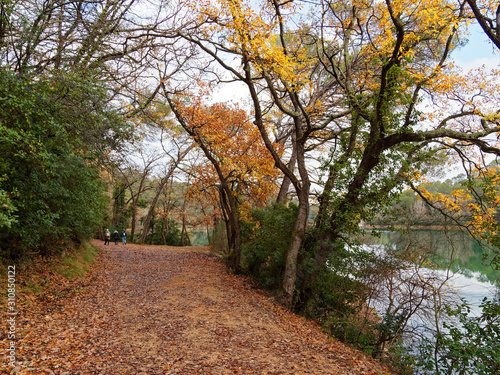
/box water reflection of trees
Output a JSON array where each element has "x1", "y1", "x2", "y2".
[
  {"x1": 358, "y1": 227, "x2": 499, "y2": 373},
  {"x1": 377, "y1": 229, "x2": 500, "y2": 283}
]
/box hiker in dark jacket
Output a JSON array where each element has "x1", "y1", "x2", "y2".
[
  {"x1": 121, "y1": 230, "x2": 127, "y2": 245},
  {"x1": 113, "y1": 230, "x2": 119, "y2": 245}
]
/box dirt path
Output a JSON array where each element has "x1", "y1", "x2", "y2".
[{"x1": 4, "y1": 242, "x2": 396, "y2": 374}]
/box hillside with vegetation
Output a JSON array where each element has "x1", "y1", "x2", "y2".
[{"x1": 1, "y1": 0, "x2": 500, "y2": 374}]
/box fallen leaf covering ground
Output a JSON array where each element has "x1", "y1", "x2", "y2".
[{"x1": 2, "y1": 241, "x2": 398, "y2": 374}]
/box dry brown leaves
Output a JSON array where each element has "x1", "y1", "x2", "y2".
[{"x1": 1, "y1": 241, "x2": 397, "y2": 374}]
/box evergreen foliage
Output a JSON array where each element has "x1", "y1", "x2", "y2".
[
  {"x1": 143, "y1": 216, "x2": 183, "y2": 246},
  {"x1": 414, "y1": 298, "x2": 500, "y2": 374},
  {"x1": 297, "y1": 239, "x2": 382, "y2": 355},
  {"x1": 0, "y1": 69, "x2": 128, "y2": 258},
  {"x1": 241, "y1": 203, "x2": 298, "y2": 290}
]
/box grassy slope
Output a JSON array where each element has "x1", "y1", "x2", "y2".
[{"x1": 0, "y1": 241, "x2": 100, "y2": 313}]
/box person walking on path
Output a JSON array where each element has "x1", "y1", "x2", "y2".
[
  {"x1": 113, "y1": 230, "x2": 119, "y2": 245},
  {"x1": 121, "y1": 230, "x2": 127, "y2": 245},
  {"x1": 104, "y1": 229, "x2": 111, "y2": 245}
]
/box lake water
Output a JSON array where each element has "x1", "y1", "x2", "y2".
[
  {"x1": 364, "y1": 230, "x2": 498, "y2": 373},
  {"x1": 372, "y1": 229, "x2": 498, "y2": 309}
]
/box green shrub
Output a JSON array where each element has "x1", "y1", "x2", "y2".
[
  {"x1": 0, "y1": 69, "x2": 126, "y2": 258},
  {"x1": 144, "y1": 217, "x2": 183, "y2": 246},
  {"x1": 241, "y1": 202, "x2": 298, "y2": 290},
  {"x1": 296, "y1": 238, "x2": 390, "y2": 357},
  {"x1": 414, "y1": 298, "x2": 500, "y2": 375},
  {"x1": 211, "y1": 220, "x2": 228, "y2": 256}
]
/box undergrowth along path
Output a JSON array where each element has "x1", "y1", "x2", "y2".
[{"x1": 3, "y1": 241, "x2": 396, "y2": 374}]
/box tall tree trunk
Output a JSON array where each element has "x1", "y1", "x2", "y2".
[
  {"x1": 219, "y1": 184, "x2": 242, "y2": 272},
  {"x1": 130, "y1": 185, "x2": 147, "y2": 243},
  {"x1": 140, "y1": 176, "x2": 170, "y2": 243},
  {"x1": 130, "y1": 199, "x2": 138, "y2": 242},
  {"x1": 161, "y1": 217, "x2": 168, "y2": 245},
  {"x1": 277, "y1": 188, "x2": 309, "y2": 307},
  {"x1": 0, "y1": 0, "x2": 7, "y2": 47},
  {"x1": 140, "y1": 146, "x2": 193, "y2": 243},
  {"x1": 206, "y1": 222, "x2": 212, "y2": 244},
  {"x1": 277, "y1": 139, "x2": 310, "y2": 308},
  {"x1": 276, "y1": 139, "x2": 297, "y2": 204},
  {"x1": 119, "y1": 159, "x2": 159, "y2": 243},
  {"x1": 180, "y1": 215, "x2": 190, "y2": 246},
  {"x1": 313, "y1": 133, "x2": 385, "y2": 269},
  {"x1": 180, "y1": 191, "x2": 190, "y2": 246}
]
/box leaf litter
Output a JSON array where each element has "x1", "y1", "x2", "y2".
[{"x1": 1, "y1": 241, "x2": 397, "y2": 374}]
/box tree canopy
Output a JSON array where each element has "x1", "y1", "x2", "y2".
[{"x1": 166, "y1": 0, "x2": 500, "y2": 307}]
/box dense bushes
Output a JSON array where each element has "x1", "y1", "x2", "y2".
[
  {"x1": 241, "y1": 203, "x2": 298, "y2": 290},
  {"x1": 240, "y1": 204, "x2": 368, "y2": 343},
  {"x1": 295, "y1": 237, "x2": 387, "y2": 355},
  {"x1": 143, "y1": 217, "x2": 183, "y2": 246},
  {"x1": 240, "y1": 205, "x2": 404, "y2": 358},
  {"x1": 413, "y1": 297, "x2": 500, "y2": 374},
  {"x1": 240, "y1": 203, "x2": 369, "y2": 314},
  {"x1": 0, "y1": 69, "x2": 127, "y2": 258}
]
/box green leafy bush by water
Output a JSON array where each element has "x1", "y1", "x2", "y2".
[
  {"x1": 241, "y1": 203, "x2": 298, "y2": 290},
  {"x1": 240, "y1": 204, "x2": 397, "y2": 358},
  {"x1": 413, "y1": 298, "x2": 500, "y2": 375},
  {"x1": 143, "y1": 217, "x2": 183, "y2": 246},
  {"x1": 298, "y1": 243, "x2": 382, "y2": 355}
]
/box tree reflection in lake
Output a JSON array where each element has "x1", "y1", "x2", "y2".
[
  {"x1": 362, "y1": 229, "x2": 499, "y2": 374},
  {"x1": 376, "y1": 229, "x2": 499, "y2": 284}
]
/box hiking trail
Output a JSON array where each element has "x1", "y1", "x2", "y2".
[{"x1": 2, "y1": 241, "x2": 396, "y2": 374}]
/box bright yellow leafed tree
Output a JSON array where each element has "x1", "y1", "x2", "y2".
[{"x1": 172, "y1": 0, "x2": 500, "y2": 307}]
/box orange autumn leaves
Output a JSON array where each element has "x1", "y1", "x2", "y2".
[
  {"x1": 179, "y1": 0, "x2": 500, "y2": 248},
  {"x1": 174, "y1": 97, "x2": 280, "y2": 219}
]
